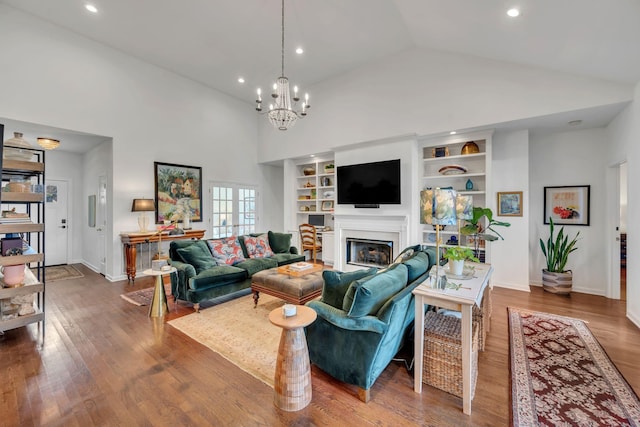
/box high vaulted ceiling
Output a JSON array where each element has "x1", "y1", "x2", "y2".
[{"x1": 3, "y1": 0, "x2": 639, "y2": 106}]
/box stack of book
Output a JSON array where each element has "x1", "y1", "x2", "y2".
[
  {"x1": 0, "y1": 210, "x2": 32, "y2": 224},
  {"x1": 289, "y1": 262, "x2": 313, "y2": 272}
]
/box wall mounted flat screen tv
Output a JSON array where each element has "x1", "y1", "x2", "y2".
[{"x1": 337, "y1": 159, "x2": 401, "y2": 206}]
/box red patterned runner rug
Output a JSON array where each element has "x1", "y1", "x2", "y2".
[{"x1": 508, "y1": 307, "x2": 640, "y2": 426}]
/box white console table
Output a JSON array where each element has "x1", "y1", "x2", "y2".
[{"x1": 413, "y1": 262, "x2": 493, "y2": 415}]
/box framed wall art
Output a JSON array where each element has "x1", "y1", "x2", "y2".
[
  {"x1": 497, "y1": 191, "x2": 523, "y2": 217},
  {"x1": 154, "y1": 162, "x2": 203, "y2": 224},
  {"x1": 321, "y1": 200, "x2": 334, "y2": 211},
  {"x1": 543, "y1": 185, "x2": 590, "y2": 226}
]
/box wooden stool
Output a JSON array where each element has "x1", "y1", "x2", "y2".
[{"x1": 268, "y1": 305, "x2": 317, "y2": 411}]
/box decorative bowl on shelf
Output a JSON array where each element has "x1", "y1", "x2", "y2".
[
  {"x1": 303, "y1": 167, "x2": 315, "y2": 176},
  {"x1": 3, "y1": 148, "x2": 34, "y2": 161},
  {"x1": 438, "y1": 165, "x2": 468, "y2": 175},
  {"x1": 461, "y1": 141, "x2": 480, "y2": 155}
]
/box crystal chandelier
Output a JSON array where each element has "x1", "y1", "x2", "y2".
[{"x1": 255, "y1": 0, "x2": 310, "y2": 131}]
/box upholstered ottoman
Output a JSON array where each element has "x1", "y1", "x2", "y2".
[{"x1": 251, "y1": 267, "x2": 323, "y2": 307}]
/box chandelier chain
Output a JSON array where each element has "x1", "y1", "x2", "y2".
[
  {"x1": 254, "y1": 0, "x2": 310, "y2": 130},
  {"x1": 281, "y1": 0, "x2": 285, "y2": 77}
]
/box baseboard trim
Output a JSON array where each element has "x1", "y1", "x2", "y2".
[{"x1": 493, "y1": 282, "x2": 530, "y2": 292}]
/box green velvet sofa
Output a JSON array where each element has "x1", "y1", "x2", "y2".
[
  {"x1": 169, "y1": 231, "x2": 304, "y2": 312},
  {"x1": 305, "y1": 245, "x2": 436, "y2": 402}
]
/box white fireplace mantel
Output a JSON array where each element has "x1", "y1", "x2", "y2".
[{"x1": 334, "y1": 214, "x2": 409, "y2": 271}]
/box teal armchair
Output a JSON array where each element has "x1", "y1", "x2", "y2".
[{"x1": 305, "y1": 246, "x2": 435, "y2": 402}]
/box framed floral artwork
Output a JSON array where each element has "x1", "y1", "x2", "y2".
[
  {"x1": 543, "y1": 185, "x2": 590, "y2": 226},
  {"x1": 497, "y1": 191, "x2": 523, "y2": 217},
  {"x1": 154, "y1": 162, "x2": 202, "y2": 224}
]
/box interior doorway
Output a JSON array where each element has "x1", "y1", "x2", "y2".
[{"x1": 619, "y1": 162, "x2": 627, "y2": 301}]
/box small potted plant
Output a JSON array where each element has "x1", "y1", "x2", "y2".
[
  {"x1": 443, "y1": 246, "x2": 479, "y2": 276},
  {"x1": 324, "y1": 163, "x2": 335, "y2": 174},
  {"x1": 539, "y1": 217, "x2": 579, "y2": 294}
]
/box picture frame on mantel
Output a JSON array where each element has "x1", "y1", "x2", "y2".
[
  {"x1": 154, "y1": 162, "x2": 202, "y2": 224},
  {"x1": 543, "y1": 185, "x2": 590, "y2": 226}
]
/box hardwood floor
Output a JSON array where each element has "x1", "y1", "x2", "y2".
[{"x1": 1, "y1": 264, "x2": 638, "y2": 426}]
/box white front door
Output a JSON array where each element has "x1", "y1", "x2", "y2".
[{"x1": 44, "y1": 179, "x2": 69, "y2": 266}]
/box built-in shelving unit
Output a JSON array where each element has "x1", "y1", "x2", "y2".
[
  {"x1": 420, "y1": 131, "x2": 493, "y2": 262},
  {"x1": 295, "y1": 158, "x2": 335, "y2": 225},
  {"x1": 0, "y1": 125, "x2": 46, "y2": 337}
]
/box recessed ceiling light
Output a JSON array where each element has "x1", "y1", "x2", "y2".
[
  {"x1": 568, "y1": 120, "x2": 583, "y2": 126},
  {"x1": 295, "y1": 47, "x2": 304, "y2": 55},
  {"x1": 507, "y1": 8, "x2": 520, "y2": 17},
  {"x1": 450, "y1": 131, "x2": 457, "y2": 135},
  {"x1": 85, "y1": 4, "x2": 98, "y2": 13},
  {"x1": 310, "y1": 154, "x2": 315, "y2": 157},
  {"x1": 237, "y1": 77, "x2": 245, "y2": 83}
]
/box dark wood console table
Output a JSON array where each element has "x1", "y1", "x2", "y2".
[{"x1": 120, "y1": 229, "x2": 205, "y2": 282}]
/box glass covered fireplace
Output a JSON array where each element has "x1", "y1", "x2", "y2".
[{"x1": 346, "y1": 238, "x2": 393, "y2": 269}]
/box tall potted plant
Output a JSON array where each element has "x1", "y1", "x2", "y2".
[{"x1": 539, "y1": 217, "x2": 580, "y2": 294}]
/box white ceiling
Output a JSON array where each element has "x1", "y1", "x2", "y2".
[{"x1": 2, "y1": 0, "x2": 639, "y2": 150}]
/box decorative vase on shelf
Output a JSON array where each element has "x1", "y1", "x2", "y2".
[
  {"x1": 466, "y1": 179, "x2": 474, "y2": 191},
  {"x1": 183, "y1": 215, "x2": 191, "y2": 230}
]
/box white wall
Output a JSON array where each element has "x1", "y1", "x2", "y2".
[
  {"x1": 333, "y1": 137, "x2": 420, "y2": 240},
  {"x1": 82, "y1": 140, "x2": 112, "y2": 272},
  {"x1": 491, "y1": 130, "x2": 530, "y2": 291},
  {"x1": 529, "y1": 128, "x2": 608, "y2": 295},
  {"x1": 258, "y1": 48, "x2": 633, "y2": 163},
  {"x1": 0, "y1": 6, "x2": 283, "y2": 280},
  {"x1": 608, "y1": 82, "x2": 640, "y2": 326}
]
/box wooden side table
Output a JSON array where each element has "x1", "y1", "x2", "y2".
[
  {"x1": 121, "y1": 229, "x2": 205, "y2": 282},
  {"x1": 143, "y1": 267, "x2": 176, "y2": 317},
  {"x1": 268, "y1": 305, "x2": 317, "y2": 411}
]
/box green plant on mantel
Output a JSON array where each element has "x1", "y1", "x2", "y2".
[
  {"x1": 460, "y1": 207, "x2": 511, "y2": 257},
  {"x1": 539, "y1": 217, "x2": 579, "y2": 273}
]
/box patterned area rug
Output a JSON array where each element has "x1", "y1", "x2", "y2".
[
  {"x1": 120, "y1": 284, "x2": 171, "y2": 306},
  {"x1": 508, "y1": 307, "x2": 640, "y2": 426},
  {"x1": 45, "y1": 264, "x2": 84, "y2": 282},
  {"x1": 168, "y1": 293, "x2": 282, "y2": 387}
]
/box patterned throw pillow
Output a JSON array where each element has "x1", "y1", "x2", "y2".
[
  {"x1": 243, "y1": 234, "x2": 274, "y2": 259},
  {"x1": 206, "y1": 236, "x2": 246, "y2": 265}
]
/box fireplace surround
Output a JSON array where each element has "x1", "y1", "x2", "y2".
[{"x1": 334, "y1": 215, "x2": 408, "y2": 271}]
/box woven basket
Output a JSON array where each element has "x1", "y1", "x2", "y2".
[
  {"x1": 472, "y1": 286, "x2": 492, "y2": 350},
  {"x1": 423, "y1": 311, "x2": 478, "y2": 398}
]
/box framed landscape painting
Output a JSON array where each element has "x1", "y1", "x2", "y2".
[
  {"x1": 497, "y1": 191, "x2": 523, "y2": 217},
  {"x1": 544, "y1": 185, "x2": 590, "y2": 226},
  {"x1": 154, "y1": 162, "x2": 202, "y2": 224}
]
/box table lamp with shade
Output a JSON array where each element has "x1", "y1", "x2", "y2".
[
  {"x1": 456, "y1": 195, "x2": 474, "y2": 244},
  {"x1": 420, "y1": 188, "x2": 457, "y2": 287},
  {"x1": 131, "y1": 198, "x2": 155, "y2": 232}
]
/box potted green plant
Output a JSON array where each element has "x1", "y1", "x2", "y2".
[
  {"x1": 324, "y1": 163, "x2": 335, "y2": 174},
  {"x1": 443, "y1": 246, "x2": 479, "y2": 275},
  {"x1": 460, "y1": 207, "x2": 511, "y2": 257},
  {"x1": 539, "y1": 217, "x2": 579, "y2": 294}
]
